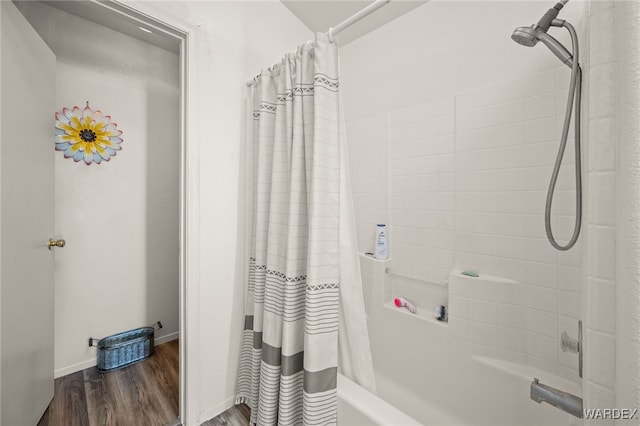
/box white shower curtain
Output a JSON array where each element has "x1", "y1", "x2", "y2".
[{"x1": 236, "y1": 33, "x2": 375, "y2": 426}]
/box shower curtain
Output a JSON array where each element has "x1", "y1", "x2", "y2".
[{"x1": 236, "y1": 33, "x2": 374, "y2": 426}]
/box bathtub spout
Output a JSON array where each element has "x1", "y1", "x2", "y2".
[{"x1": 530, "y1": 378, "x2": 583, "y2": 418}]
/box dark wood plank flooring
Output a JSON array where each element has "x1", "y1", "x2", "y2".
[
  {"x1": 38, "y1": 339, "x2": 180, "y2": 426},
  {"x1": 38, "y1": 339, "x2": 250, "y2": 426},
  {"x1": 200, "y1": 404, "x2": 250, "y2": 426}
]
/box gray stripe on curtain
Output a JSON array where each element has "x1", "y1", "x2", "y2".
[
  {"x1": 244, "y1": 315, "x2": 254, "y2": 330},
  {"x1": 304, "y1": 367, "x2": 338, "y2": 394},
  {"x1": 253, "y1": 332, "x2": 263, "y2": 349},
  {"x1": 261, "y1": 342, "x2": 305, "y2": 376}
]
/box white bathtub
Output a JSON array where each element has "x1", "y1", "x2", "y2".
[
  {"x1": 338, "y1": 355, "x2": 582, "y2": 426},
  {"x1": 349, "y1": 259, "x2": 585, "y2": 426},
  {"x1": 340, "y1": 305, "x2": 582, "y2": 423},
  {"x1": 338, "y1": 373, "x2": 423, "y2": 425}
]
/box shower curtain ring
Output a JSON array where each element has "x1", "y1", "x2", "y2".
[{"x1": 329, "y1": 27, "x2": 334, "y2": 43}]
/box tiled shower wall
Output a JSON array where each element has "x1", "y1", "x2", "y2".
[
  {"x1": 583, "y1": 0, "x2": 617, "y2": 414},
  {"x1": 347, "y1": 67, "x2": 584, "y2": 380}
]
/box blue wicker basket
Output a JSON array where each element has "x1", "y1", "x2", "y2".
[{"x1": 89, "y1": 321, "x2": 162, "y2": 373}]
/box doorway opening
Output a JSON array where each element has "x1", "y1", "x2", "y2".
[{"x1": 13, "y1": 1, "x2": 190, "y2": 424}]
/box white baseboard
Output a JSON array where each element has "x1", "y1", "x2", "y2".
[
  {"x1": 54, "y1": 331, "x2": 180, "y2": 379},
  {"x1": 199, "y1": 396, "x2": 235, "y2": 424},
  {"x1": 54, "y1": 358, "x2": 96, "y2": 379},
  {"x1": 155, "y1": 331, "x2": 179, "y2": 345}
]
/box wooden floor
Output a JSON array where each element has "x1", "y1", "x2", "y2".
[
  {"x1": 201, "y1": 404, "x2": 250, "y2": 426},
  {"x1": 38, "y1": 340, "x2": 180, "y2": 426},
  {"x1": 38, "y1": 339, "x2": 250, "y2": 426}
]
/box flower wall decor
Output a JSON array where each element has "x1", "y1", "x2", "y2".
[{"x1": 55, "y1": 103, "x2": 123, "y2": 165}]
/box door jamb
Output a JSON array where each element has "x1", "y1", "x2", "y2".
[{"x1": 85, "y1": 2, "x2": 200, "y2": 424}]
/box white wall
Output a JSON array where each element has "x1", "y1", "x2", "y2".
[
  {"x1": 342, "y1": 0, "x2": 588, "y2": 385},
  {"x1": 129, "y1": 1, "x2": 312, "y2": 423},
  {"x1": 18, "y1": 0, "x2": 312, "y2": 422},
  {"x1": 15, "y1": 2, "x2": 181, "y2": 378}
]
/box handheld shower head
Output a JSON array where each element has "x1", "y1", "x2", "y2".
[
  {"x1": 511, "y1": 26, "x2": 539, "y2": 47},
  {"x1": 511, "y1": 24, "x2": 573, "y2": 66}
]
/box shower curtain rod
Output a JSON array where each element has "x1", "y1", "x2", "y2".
[{"x1": 246, "y1": 0, "x2": 391, "y2": 87}]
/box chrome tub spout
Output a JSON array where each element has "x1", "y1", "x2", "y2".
[{"x1": 530, "y1": 378, "x2": 583, "y2": 418}]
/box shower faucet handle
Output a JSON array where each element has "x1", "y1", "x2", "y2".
[
  {"x1": 561, "y1": 331, "x2": 578, "y2": 353},
  {"x1": 560, "y1": 320, "x2": 583, "y2": 378}
]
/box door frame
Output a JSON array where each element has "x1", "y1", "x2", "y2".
[{"x1": 84, "y1": 2, "x2": 200, "y2": 424}]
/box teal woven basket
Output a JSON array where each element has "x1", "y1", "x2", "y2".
[{"x1": 89, "y1": 321, "x2": 162, "y2": 373}]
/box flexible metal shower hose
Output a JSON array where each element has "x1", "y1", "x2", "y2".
[{"x1": 545, "y1": 21, "x2": 582, "y2": 250}]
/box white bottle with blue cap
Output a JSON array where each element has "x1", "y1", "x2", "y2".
[{"x1": 375, "y1": 224, "x2": 389, "y2": 260}]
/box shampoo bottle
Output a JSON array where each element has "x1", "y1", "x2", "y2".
[{"x1": 375, "y1": 224, "x2": 389, "y2": 260}]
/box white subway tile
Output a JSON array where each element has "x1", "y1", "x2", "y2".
[
  {"x1": 499, "y1": 305, "x2": 526, "y2": 330},
  {"x1": 526, "y1": 261, "x2": 558, "y2": 287},
  {"x1": 455, "y1": 170, "x2": 499, "y2": 192},
  {"x1": 438, "y1": 115, "x2": 455, "y2": 136},
  {"x1": 455, "y1": 90, "x2": 476, "y2": 113},
  {"x1": 526, "y1": 141, "x2": 557, "y2": 167},
  {"x1": 526, "y1": 239, "x2": 558, "y2": 265},
  {"x1": 498, "y1": 259, "x2": 527, "y2": 285},
  {"x1": 589, "y1": 63, "x2": 616, "y2": 119},
  {"x1": 439, "y1": 96, "x2": 455, "y2": 117},
  {"x1": 586, "y1": 331, "x2": 616, "y2": 388},
  {"x1": 526, "y1": 92, "x2": 557, "y2": 120},
  {"x1": 471, "y1": 322, "x2": 500, "y2": 347},
  {"x1": 588, "y1": 278, "x2": 616, "y2": 334},
  {"x1": 497, "y1": 214, "x2": 527, "y2": 237},
  {"x1": 588, "y1": 172, "x2": 616, "y2": 226},
  {"x1": 475, "y1": 79, "x2": 526, "y2": 108},
  {"x1": 527, "y1": 285, "x2": 558, "y2": 313},
  {"x1": 455, "y1": 191, "x2": 498, "y2": 213},
  {"x1": 589, "y1": 7, "x2": 616, "y2": 66},
  {"x1": 588, "y1": 117, "x2": 616, "y2": 171},
  {"x1": 497, "y1": 145, "x2": 527, "y2": 169},
  {"x1": 557, "y1": 237, "x2": 582, "y2": 267},
  {"x1": 473, "y1": 300, "x2": 501, "y2": 324},
  {"x1": 389, "y1": 103, "x2": 426, "y2": 127},
  {"x1": 555, "y1": 67, "x2": 571, "y2": 92},
  {"x1": 527, "y1": 332, "x2": 559, "y2": 364},
  {"x1": 587, "y1": 226, "x2": 616, "y2": 280},
  {"x1": 456, "y1": 110, "x2": 479, "y2": 132},
  {"x1": 497, "y1": 236, "x2": 527, "y2": 260},
  {"x1": 558, "y1": 266, "x2": 581, "y2": 294},
  {"x1": 558, "y1": 290, "x2": 581, "y2": 319},
  {"x1": 499, "y1": 326, "x2": 527, "y2": 353},
  {"x1": 527, "y1": 308, "x2": 558, "y2": 338},
  {"x1": 528, "y1": 355, "x2": 559, "y2": 375},
  {"x1": 437, "y1": 134, "x2": 455, "y2": 154},
  {"x1": 525, "y1": 117, "x2": 557, "y2": 143},
  {"x1": 587, "y1": 382, "x2": 615, "y2": 412},
  {"x1": 526, "y1": 167, "x2": 553, "y2": 191},
  {"x1": 498, "y1": 169, "x2": 527, "y2": 191},
  {"x1": 476, "y1": 100, "x2": 525, "y2": 129},
  {"x1": 471, "y1": 278, "x2": 499, "y2": 302},
  {"x1": 524, "y1": 69, "x2": 556, "y2": 97},
  {"x1": 526, "y1": 191, "x2": 547, "y2": 215},
  {"x1": 499, "y1": 191, "x2": 528, "y2": 214}
]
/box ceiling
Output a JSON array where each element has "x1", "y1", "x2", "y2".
[
  {"x1": 281, "y1": 0, "x2": 428, "y2": 45},
  {"x1": 41, "y1": 0, "x2": 180, "y2": 54},
  {"x1": 38, "y1": 1, "x2": 427, "y2": 53}
]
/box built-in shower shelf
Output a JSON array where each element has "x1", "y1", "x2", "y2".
[{"x1": 383, "y1": 301, "x2": 448, "y2": 327}]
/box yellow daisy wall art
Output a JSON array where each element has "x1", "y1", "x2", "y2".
[{"x1": 55, "y1": 104, "x2": 123, "y2": 165}]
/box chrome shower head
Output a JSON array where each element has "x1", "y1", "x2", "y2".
[
  {"x1": 511, "y1": 23, "x2": 574, "y2": 67},
  {"x1": 511, "y1": 26, "x2": 540, "y2": 47}
]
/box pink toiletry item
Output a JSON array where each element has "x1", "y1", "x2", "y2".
[{"x1": 394, "y1": 296, "x2": 417, "y2": 314}]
